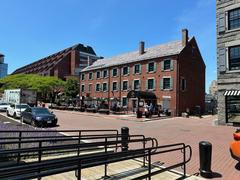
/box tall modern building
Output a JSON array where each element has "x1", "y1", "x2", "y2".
[
  {"x1": 12, "y1": 44, "x2": 101, "y2": 80},
  {"x1": 217, "y1": 0, "x2": 240, "y2": 125},
  {"x1": 0, "y1": 53, "x2": 8, "y2": 78}
]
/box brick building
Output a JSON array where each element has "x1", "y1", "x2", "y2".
[
  {"x1": 12, "y1": 44, "x2": 100, "y2": 80},
  {"x1": 217, "y1": 0, "x2": 240, "y2": 125},
  {"x1": 80, "y1": 29, "x2": 205, "y2": 116}
]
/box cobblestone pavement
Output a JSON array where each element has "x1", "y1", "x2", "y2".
[{"x1": 51, "y1": 110, "x2": 240, "y2": 179}]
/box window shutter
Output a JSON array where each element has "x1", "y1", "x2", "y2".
[
  {"x1": 139, "y1": 64, "x2": 142, "y2": 73},
  {"x1": 218, "y1": 12, "x2": 226, "y2": 33},
  {"x1": 145, "y1": 80, "x2": 148, "y2": 90},
  {"x1": 170, "y1": 60, "x2": 174, "y2": 70},
  {"x1": 139, "y1": 80, "x2": 141, "y2": 90},
  {"x1": 161, "y1": 61, "x2": 164, "y2": 71},
  {"x1": 160, "y1": 78, "x2": 163, "y2": 90},
  {"x1": 154, "y1": 63, "x2": 156, "y2": 72},
  {"x1": 153, "y1": 79, "x2": 155, "y2": 90},
  {"x1": 128, "y1": 67, "x2": 130, "y2": 75},
  {"x1": 219, "y1": 48, "x2": 226, "y2": 73},
  {"x1": 146, "y1": 64, "x2": 149, "y2": 73},
  {"x1": 170, "y1": 78, "x2": 173, "y2": 90}
]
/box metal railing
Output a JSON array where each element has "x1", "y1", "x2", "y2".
[{"x1": 0, "y1": 129, "x2": 192, "y2": 180}]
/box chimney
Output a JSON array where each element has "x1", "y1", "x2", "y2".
[
  {"x1": 139, "y1": 41, "x2": 145, "y2": 55},
  {"x1": 182, "y1": 29, "x2": 188, "y2": 47}
]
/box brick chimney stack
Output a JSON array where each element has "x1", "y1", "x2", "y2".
[
  {"x1": 182, "y1": 29, "x2": 189, "y2": 47},
  {"x1": 139, "y1": 41, "x2": 145, "y2": 55}
]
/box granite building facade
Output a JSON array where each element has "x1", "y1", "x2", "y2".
[{"x1": 217, "y1": 0, "x2": 240, "y2": 124}]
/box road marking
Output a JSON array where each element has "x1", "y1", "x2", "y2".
[{"x1": 3, "y1": 121, "x2": 10, "y2": 124}]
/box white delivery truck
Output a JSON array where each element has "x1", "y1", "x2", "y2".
[{"x1": 4, "y1": 89, "x2": 37, "y2": 107}]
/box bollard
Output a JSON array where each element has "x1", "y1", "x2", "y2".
[
  {"x1": 121, "y1": 127, "x2": 129, "y2": 151},
  {"x1": 199, "y1": 141, "x2": 212, "y2": 178}
]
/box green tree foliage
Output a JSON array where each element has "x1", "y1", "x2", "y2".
[
  {"x1": 64, "y1": 78, "x2": 79, "y2": 99},
  {"x1": 0, "y1": 74, "x2": 65, "y2": 94}
]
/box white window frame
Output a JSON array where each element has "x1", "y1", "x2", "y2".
[
  {"x1": 225, "y1": 4, "x2": 240, "y2": 32},
  {"x1": 102, "y1": 82, "x2": 108, "y2": 92},
  {"x1": 122, "y1": 80, "x2": 129, "y2": 91},
  {"x1": 81, "y1": 73, "x2": 85, "y2": 80},
  {"x1": 112, "y1": 81, "x2": 118, "y2": 91},
  {"x1": 96, "y1": 71, "x2": 101, "y2": 79},
  {"x1": 103, "y1": 69, "x2": 109, "y2": 78},
  {"x1": 225, "y1": 41, "x2": 240, "y2": 73},
  {"x1": 134, "y1": 64, "x2": 141, "y2": 74},
  {"x1": 112, "y1": 68, "x2": 118, "y2": 77},
  {"x1": 133, "y1": 79, "x2": 140, "y2": 90},
  {"x1": 162, "y1": 76, "x2": 171, "y2": 90},
  {"x1": 122, "y1": 66, "x2": 129, "y2": 76},
  {"x1": 81, "y1": 84, "x2": 85, "y2": 92},
  {"x1": 89, "y1": 72, "x2": 93, "y2": 80},
  {"x1": 95, "y1": 83, "x2": 101, "y2": 92},
  {"x1": 147, "y1": 78, "x2": 155, "y2": 91},
  {"x1": 163, "y1": 59, "x2": 171, "y2": 71},
  {"x1": 88, "y1": 83, "x2": 92, "y2": 92},
  {"x1": 147, "y1": 61, "x2": 156, "y2": 73}
]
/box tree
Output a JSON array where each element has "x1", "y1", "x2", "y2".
[
  {"x1": 64, "y1": 78, "x2": 79, "y2": 100},
  {"x1": 0, "y1": 74, "x2": 66, "y2": 102}
]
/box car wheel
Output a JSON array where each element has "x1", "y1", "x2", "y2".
[
  {"x1": 6, "y1": 111, "x2": 9, "y2": 117},
  {"x1": 13, "y1": 113, "x2": 17, "y2": 119}
]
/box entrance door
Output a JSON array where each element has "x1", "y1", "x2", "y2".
[{"x1": 163, "y1": 98, "x2": 170, "y2": 111}]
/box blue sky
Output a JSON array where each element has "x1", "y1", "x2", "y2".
[{"x1": 0, "y1": 0, "x2": 216, "y2": 92}]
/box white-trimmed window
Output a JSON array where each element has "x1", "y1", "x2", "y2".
[
  {"x1": 122, "y1": 80, "x2": 128, "y2": 91},
  {"x1": 103, "y1": 70, "x2": 108, "y2": 78},
  {"x1": 88, "y1": 84, "x2": 92, "y2": 92},
  {"x1": 96, "y1": 71, "x2": 101, "y2": 79},
  {"x1": 146, "y1": 62, "x2": 156, "y2": 73},
  {"x1": 133, "y1": 79, "x2": 140, "y2": 90},
  {"x1": 81, "y1": 84, "x2": 85, "y2": 92},
  {"x1": 96, "y1": 83, "x2": 101, "y2": 92},
  {"x1": 146, "y1": 78, "x2": 155, "y2": 90},
  {"x1": 122, "y1": 66, "x2": 130, "y2": 76},
  {"x1": 81, "y1": 74, "x2": 85, "y2": 80},
  {"x1": 103, "y1": 82, "x2": 108, "y2": 92},
  {"x1": 112, "y1": 82, "x2": 118, "y2": 91},
  {"x1": 134, "y1": 64, "x2": 141, "y2": 74},
  {"x1": 228, "y1": 8, "x2": 240, "y2": 30},
  {"x1": 161, "y1": 59, "x2": 173, "y2": 71},
  {"x1": 112, "y1": 68, "x2": 118, "y2": 77},
  {"x1": 160, "y1": 77, "x2": 173, "y2": 90},
  {"x1": 229, "y1": 45, "x2": 240, "y2": 71},
  {"x1": 122, "y1": 97, "x2": 128, "y2": 107},
  {"x1": 89, "y1": 72, "x2": 93, "y2": 80}
]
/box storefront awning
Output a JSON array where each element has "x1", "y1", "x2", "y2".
[
  {"x1": 224, "y1": 90, "x2": 240, "y2": 96},
  {"x1": 127, "y1": 90, "x2": 157, "y2": 100}
]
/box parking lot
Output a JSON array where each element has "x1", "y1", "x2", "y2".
[{"x1": 0, "y1": 110, "x2": 240, "y2": 179}]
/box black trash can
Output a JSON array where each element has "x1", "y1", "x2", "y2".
[
  {"x1": 121, "y1": 127, "x2": 129, "y2": 151},
  {"x1": 199, "y1": 141, "x2": 212, "y2": 178}
]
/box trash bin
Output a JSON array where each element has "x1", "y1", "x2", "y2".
[
  {"x1": 137, "y1": 110, "x2": 142, "y2": 118},
  {"x1": 199, "y1": 141, "x2": 212, "y2": 178}
]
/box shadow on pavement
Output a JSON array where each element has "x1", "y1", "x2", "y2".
[{"x1": 235, "y1": 162, "x2": 240, "y2": 170}]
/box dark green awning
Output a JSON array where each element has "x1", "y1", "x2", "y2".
[{"x1": 127, "y1": 90, "x2": 157, "y2": 100}]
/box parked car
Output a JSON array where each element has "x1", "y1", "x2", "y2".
[
  {"x1": 0, "y1": 103, "x2": 11, "y2": 112},
  {"x1": 21, "y1": 107, "x2": 58, "y2": 127},
  {"x1": 6, "y1": 104, "x2": 30, "y2": 118}
]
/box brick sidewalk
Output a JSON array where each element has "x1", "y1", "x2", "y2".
[{"x1": 52, "y1": 111, "x2": 239, "y2": 179}]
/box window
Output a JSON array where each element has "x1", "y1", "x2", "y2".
[
  {"x1": 164, "y1": 60, "x2": 171, "y2": 70},
  {"x1": 181, "y1": 78, "x2": 187, "y2": 91},
  {"x1": 103, "y1": 83, "x2": 108, "y2": 92},
  {"x1": 122, "y1": 81, "x2": 128, "y2": 91},
  {"x1": 147, "y1": 62, "x2": 156, "y2": 72},
  {"x1": 226, "y1": 96, "x2": 240, "y2": 123},
  {"x1": 161, "y1": 78, "x2": 173, "y2": 90},
  {"x1": 229, "y1": 8, "x2": 240, "y2": 30},
  {"x1": 103, "y1": 70, "x2": 108, "y2": 78},
  {"x1": 122, "y1": 97, "x2": 128, "y2": 107},
  {"x1": 229, "y1": 46, "x2": 240, "y2": 70},
  {"x1": 147, "y1": 79, "x2": 155, "y2": 90},
  {"x1": 112, "y1": 82, "x2": 118, "y2": 91},
  {"x1": 96, "y1": 71, "x2": 101, "y2": 79},
  {"x1": 96, "y1": 83, "x2": 101, "y2": 92},
  {"x1": 81, "y1": 74, "x2": 85, "y2": 80},
  {"x1": 133, "y1": 80, "x2": 140, "y2": 90},
  {"x1": 81, "y1": 84, "x2": 85, "y2": 92},
  {"x1": 112, "y1": 68, "x2": 118, "y2": 77},
  {"x1": 123, "y1": 66, "x2": 129, "y2": 75},
  {"x1": 89, "y1": 73, "x2": 93, "y2": 80},
  {"x1": 88, "y1": 84, "x2": 92, "y2": 92},
  {"x1": 134, "y1": 64, "x2": 141, "y2": 74}
]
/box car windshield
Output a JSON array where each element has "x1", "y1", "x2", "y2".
[
  {"x1": 33, "y1": 108, "x2": 51, "y2": 115},
  {"x1": 16, "y1": 105, "x2": 29, "y2": 109},
  {"x1": 0, "y1": 103, "x2": 8, "y2": 105}
]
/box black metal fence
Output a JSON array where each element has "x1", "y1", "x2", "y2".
[{"x1": 0, "y1": 129, "x2": 192, "y2": 180}]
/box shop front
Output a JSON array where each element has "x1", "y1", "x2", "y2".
[{"x1": 225, "y1": 90, "x2": 240, "y2": 124}]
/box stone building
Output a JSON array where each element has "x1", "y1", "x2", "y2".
[
  {"x1": 217, "y1": 0, "x2": 240, "y2": 125},
  {"x1": 80, "y1": 29, "x2": 205, "y2": 116},
  {"x1": 209, "y1": 80, "x2": 218, "y2": 98},
  {"x1": 0, "y1": 53, "x2": 8, "y2": 78},
  {"x1": 12, "y1": 44, "x2": 100, "y2": 80}
]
